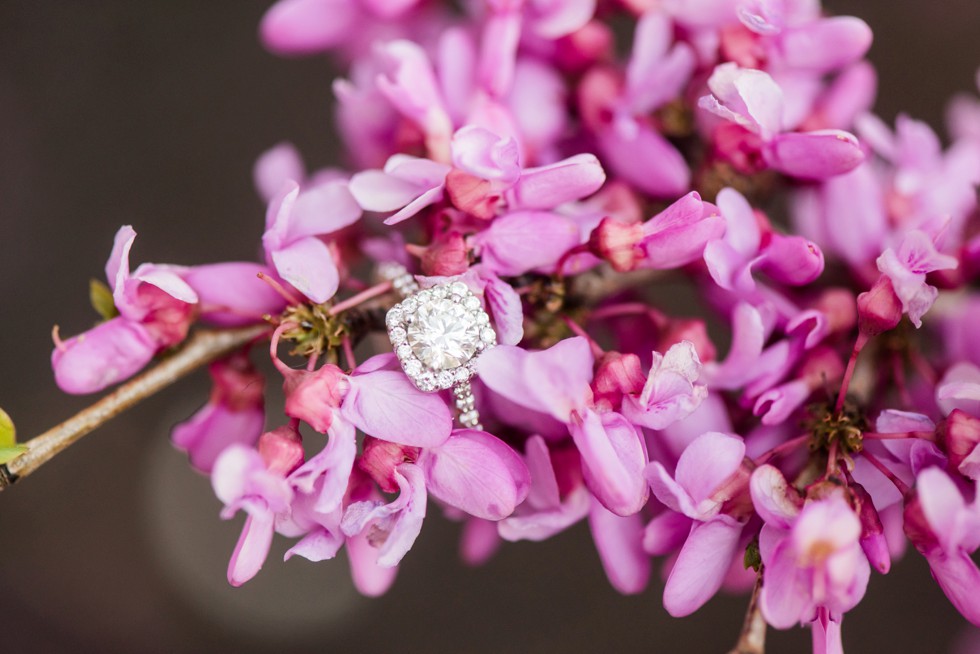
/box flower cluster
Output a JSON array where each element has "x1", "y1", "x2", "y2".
[{"x1": 48, "y1": 0, "x2": 980, "y2": 651}]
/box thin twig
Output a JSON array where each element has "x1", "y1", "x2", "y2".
[
  {"x1": 729, "y1": 574, "x2": 767, "y2": 654},
  {"x1": 0, "y1": 324, "x2": 270, "y2": 490}
]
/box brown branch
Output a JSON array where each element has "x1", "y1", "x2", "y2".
[
  {"x1": 0, "y1": 324, "x2": 270, "y2": 491},
  {"x1": 729, "y1": 574, "x2": 767, "y2": 654}
]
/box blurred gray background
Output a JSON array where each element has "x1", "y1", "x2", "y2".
[{"x1": 1, "y1": 2, "x2": 978, "y2": 652}]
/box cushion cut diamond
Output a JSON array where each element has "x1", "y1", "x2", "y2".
[{"x1": 407, "y1": 298, "x2": 480, "y2": 370}]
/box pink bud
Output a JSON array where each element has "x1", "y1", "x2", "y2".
[
  {"x1": 941, "y1": 409, "x2": 980, "y2": 475},
  {"x1": 903, "y1": 493, "x2": 939, "y2": 553},
  {"x1": 210, "y1": 353, "x2": 265, "y2": 411},
  {"x1": 414, "y1": 230, "x2": 470, "y2": 277},
  {"x1": 592, "y1": 352, "x2": 645, "y2": 411},
  {"x1": 857, "y1": 275, "x2": 902, "y2": 338},
  {"x1": 445, "y1": 169, "x2": 502, "y2": 219},
  {"x1": 280, "y1": 364, "x2": 347, "y2": 434},
  {"x1": 554, "y1": 20, "x2": 613, "y2": 73},
  {"x1": 659, "y1": 319, "x2": 717, "y2": 363},
  {"x1": 851, "y1": 481, "x2": 890, "y2": 573},
  {"x1": 576, "y1": 66, "x2": 620, "y2": 131},
  {"x1": 589, "y1": 217, "x2": 644, "y2": 272},
  {"x1": 359, "y1": 436, "x2": 420, "y2": 493},
  {"x1": 258, "y1": 425, "x2": 304, "y2": 476}
]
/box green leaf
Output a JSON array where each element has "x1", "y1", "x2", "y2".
[
  {"x1": 0, "y1": 407, "x2": 14, "y2": 448},
  {"x1": 89, "y1": 278, "x2": 119, "y2": 321},
  {"x1": 0, "y1": 445, "x2": 27, "y2": 465}
]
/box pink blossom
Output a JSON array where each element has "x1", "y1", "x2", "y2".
[
  {"x1": 52, "y1": 226, "x2": 198, "y2": 394},
  {"x1": 876, "y1": 229, "x2": 958, "y2": 328},
  {"x1": 620, "y1": 341, "x2": 707, "y2": 430}
]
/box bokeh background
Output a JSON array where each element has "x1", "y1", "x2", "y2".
[{"x1": 1, "y1": 2, "x2": 979, "y2": 652}]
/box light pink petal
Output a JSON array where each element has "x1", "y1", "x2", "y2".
[
  {"x1": 346, "y1": 527, "x2": 399, "y2": 597},
  {"x1": 129, "y1": 266, "x2": 198, "y2": 304},
  {"x1": 524, "y1": 337, "x2": 595, "y2": 420},
  {"x1": 597, "y1": 124, "x2": 690, "y2": 197},
  {"x1": 483, "y1": 273, "x2": 525, "y2": 346},
  {"x1": 52, "y1": 318, "x2": 157, "y2": 394},
  {"x1": 349, "y1": 170, "x2": 428, "y2": 213},
  {"x1": 506, "y1": 154, "x2": 606, "y2": 210},
  {"x1": 753, "y1": 379, "x2": 811, "y2": 425},
  {"x1": 376, "y1": 40, "x2": 452, "y2": 140},
  {"x1": 937, "y1": 363, "x2": 980, "y2": 416},
  {"x1": 701, "y1": 63, "x2": 784, "y2": 138},
  {"x1": 759, "y1": 537, "x2": 812, "y2": 628},
  {"x1": 105, "y1": 225, "x2": 136, "y2": 291},
  {"x1": 254, "y1": 142, "x2": 305, "y2": 202},
  {"x1": 284, "y1": 526, "x2": 344, "y2": 562},
  {"x1": 421, "y1": 429, "x2": 530, "y2": 520},
  {"x1": 460, "y1": 518, "x2": 502, "y2": 566},
  {"x1": 172, "y1": 403, "x2": 265, "y2": 475},
  {"x1": 777, "y1": 17, "x2": 873, "y2": 73},
  {"x1": 508, "y1": 58, "x2": 567, "y2": 158},
  {"x1": 750, "y1": 464, "x2": 802, "y2": 528},
  {"x1": 451, "y1": 126, "x2": 521, "y2": 183},
  {"x1": 478, "y1": 10, "x2": 521, "y2": 98},
  {"x1": 924, "y1": 549, "x2": 980, "y2": 626},
  {"x1": 475, "y1": 210, "x2": 581, "y2": 276},
  {"x1": 674, "y1": 431, "x2": 746, "y2": 509},
  {"x1": 588, "y1": 498, "x2": 651, "y2": 594},
  {"x1": 523, "y1": 435, "x2": 561, "y2": 509},
  {"x1": 289, "y1": 181, "x2": 363, "y2": 239},
  {"x1": 625, "y1": 13, "x2": 695, "y2": 113},
  {"x1": 703, "y1": 303, "x2": 766, "y2": 389},
  {"x1": 437, "y1": 28, "x2": 478, "y2": 124},
  {"x1": 530, "y1": 0, "x2": 596, "y2": 39},
  {"x1": 876, "y1": 409, "x2": 936, "y2": 434},
  {"x1": 270, "y1": 236, "x2": 339, "y2": 304},
  {"x1": 646, "y1": 461, "x2": 698, "y2": 517},
  {"x1": 497, "y1": 486, "x2": 592, "y2": 541},
  {"x1": 816, "y1": 62, "x2": 877, "y2": 130},
  {"x1": 211, "y1": 444, "x2": 268, "y2": 508},
  {"x1": 288, "y1": 420, "x2": 357, "y2": 514},
  {"x1": 917, "y1": 467, "x2": 969, "y2": 552},
  {"x1": 715, "y1": 187, "x2": 760, "y2": 255},
  {"x1": 377, "y1": 464, "x2": 427, "y2": 567},
  {"x1": 183, "y1": 263, "x2": 288, "y2": 327},
  {"x1": 571, "y1": 409, "x2": 649, "y2": 516},
  {"x1": 642, "y1": 510, "x2": 693, "y2": 555},
  {"x1": 263, "y1": 181, "x2": 300, "y2": 250},
  {"x1": 342, "y1": 371, "x2": 453, "y2": 447},
  {"x1": 259, "y1": 0, "x2": 357, "y2": 56},
  {"x1": 477, "y1": 345, "x2": 542, "y2": 413},
  {"x1": 227, "y1": 511, "x2": 276, "y2": 587},
  {"x1": 765, "y1": 130, "x2": 864, "y2": 179},
  {"x1": 663, "y1": 516, "x2": 743, "y2": 616}
]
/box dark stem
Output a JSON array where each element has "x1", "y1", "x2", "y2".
[{"x1": 729, "y1": 574, "x2": 767, "y2": 654}]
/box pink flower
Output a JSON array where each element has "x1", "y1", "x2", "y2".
[
  {"x1": 905, "y1": 467, "x2": 980, "y2": 625},
  {"x1": 751, "y1": 468, "x2": 870, "y2": 630},
  {"x1": 699, "y1": 63, "x2": 864, "y2": 179},
  {"x1": 478, "y1": 337, "x2": 650, "y2": 516},
  {"x1": 172, "y1": 354, "x2": 265, "y2": 474},
  {"x1": 620, "y1": 341, "x2": 708, "y2": 430},
  {"x1": 876, "y1": 229, "x2": 958, "y2": 328},
  {"x1": 52, "y1": 226, "x2": 198, "y2": 394},
  {"x1": 646, "y1": 432, "x2": 751, "y2": 616},
  {"x1": 262, "y1": 179, "x2": 362, "y2": 303}
]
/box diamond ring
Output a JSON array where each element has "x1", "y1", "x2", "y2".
[{"x1": 380, "y1": 263, "x2": 496, "y2": 430}]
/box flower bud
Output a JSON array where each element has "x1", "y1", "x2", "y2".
[
  {"x1": 359, "y1": 436, "x2": 420, "y2": 493},
  {"x1": 592, "y1": 351, "x2": 644, "y2": 411},
  {"x1": 280, "y1": 363, "x2": 347, "y2": 433},
  {"x1": 589, "y1": 216, "x2": 644, "y2": 272},
  {"x1": 446, "y1": 169, "x2": 502, "y2": 219},
  {"x1": 258, "y1": 425, "x2": 304, "y2": 476},
  {"x1": 940, "y1": 409, "x2": 980, "y2": 477},
  {"x1": 857, "y1": 275, "x2": 902, "y2": 337},
  {"x1": 659, "y1": 319, "x2": 717, "y2": 363},
  {"x1": 851, "y1": 481, "x2": 890, "y2": 573},
  {"x1": 414, "y1": 230, "x2": 470, "y2": 277}
]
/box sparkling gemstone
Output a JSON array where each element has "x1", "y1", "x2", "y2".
[
  {"x1": 404, "y1": 359, "x2": 422, "y2": 376},
  {"x1": 407, "y1": 297, "x2": 481, "y2": 371},
  {"x1": 476, "y1": 312, "x2": 489, "y2": 325},
  {"x1": 436, "y1": 371, "x2": 454, "y2": 388},
  {"x1": 453, "y1": 367, "x2": 471, "y2": 383},
  {"x1": 386, "y1": 308, "x2": 402, "y2": 326},
  {"x1": 463, "y1": 296, "x2": 480, "y2": 310},
  {"x1": 450, "y1": 281, "x2": 469, "y2": 296},
  {"x1": 480, "y1": 327, "x2": 496, "y2": 343},
  {"x1": 417, "y1": 372, "x2": 436, "y2": 391},
  {"x1": 396, "y1": 344, "x2": 412, "y2": 359},
  {"x1": 389, "y1": 327, "x2": 406, "y2": 344}
]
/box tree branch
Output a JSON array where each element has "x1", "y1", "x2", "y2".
[
  {"x1": 0, "y1": 324, "x2": 270, "y2": 490},
  {"x1": 729, "y1": 574, "x2": 767, "y2": 654}
]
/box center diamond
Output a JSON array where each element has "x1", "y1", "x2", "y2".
[{"x1": 407, "y1": 298, "x2": 480, "y2": 370}]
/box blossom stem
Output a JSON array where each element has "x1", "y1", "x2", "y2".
[
  {"x1": 754, "y1": 434, "x2": 809, "y2": 465},
  {"x1": 342, "y1": 335, "x2": 357, "y2": 369},
  {"x1": 329, "y1": 280, "x2": 394, "y2": 315},
  {"x1": 0, "y1": 325, "x2": 271, "y2": 491},
  {"x1": 863, "y1": 431, "x2": 935, "y2": 441},
  {"x1": 728, "y1": 574, "x2": 767, "y2": 654},
  {"x1": 862, "y1": 451, "x2": 910, "y2": 496},
  {"x1": 834, "y1": 333, "x2": 868, "y2": 414},
  {"x1": 562, "y1": 317, "x2": 604, "y2": 358}
]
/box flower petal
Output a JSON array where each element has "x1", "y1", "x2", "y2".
[
  {"x1": 570, "y1": 409, "x2": 649, "y2": 516},
  {"x1": 342, "y1": 371, "x2": 453, "y2": 447},
  {"x1": 588, "y1": 498, "x2": 651, "y2": 595},
  {"x1": 663, "y1": 516, "x2": 743, "y2": 616}
]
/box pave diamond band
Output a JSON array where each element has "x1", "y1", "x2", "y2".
[{"x1": 381, "y1": 264, "x2": 495, "y2": 429}]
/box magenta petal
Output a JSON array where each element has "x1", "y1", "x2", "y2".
[
  {"x1": 183, "y1": 263, "x2": 288, "y2": 327},
  {"x1": 778, "y1": 17, "x2": 873, "y2": 73},
  {"x1": 646, "y1": 462, "x2": 697, "y2": 517},
  {"x1": 346, "y1": 527, "x2": 399, "y2": 596},
  {"x1": 483, "y1": 273, "x2": 525, "y2": 346},
  {"x1": 476, "y1": 210, "x2": 581, "y2": 276},
  {"x1": 227, "y1": 511, "x2": 276, "y2": 587},
  {"x1": 674, "y1": 432, "x2": 746, "y2": 509},
  {"x1": 663, "y1": 516, "x2": 743, "y2": 616},
  {"x1": 588, "y1": 498, "x2": 651, "y2": 595},
  {"x1": 477, "y1": 345, "x2": 540, "y2": 411},
  {"x1": 523, "y1": 337, "x2": 596, "y2": 420},
  {"x1": 260, "y1": 0, "x2": 357, "y2": 56},
  {"x1": 254, "y1": 142, "x2": 305, "y2": 202},
  {"x1": 288, "y1": 420, "x2": 357, "y2": 514},
  {"x1": 450, "y1": 125, "x2": 521, "y2": 183},
  {"x1": 597, "y1": 124, "x2": 690, "y2": 197},
  {"x1": 420, "y1": 429, "x2": 530, "y2": 520},
  {"x1": 643, "y1": 511, "x2": 693, "y2": 556},
  {"x1": 105, "y1": 225, "x2": 136, "y2": 291},
  {"x1": 506, "y1": 154, "x2": 606, "y2": 210},
  {"x1": 497, "y1": 486, "x2": 592, "y2": 542},
  {"x1": 750, "y1": 464, "x2": 801, "y2": 529},
  {"x1": 759, "y1": 537, "x2": 811, "y2": 628},
  {"x1": 270, "y1": 236, "x2": 339, "y2": 304},
  {"x1": 289, "y1": 181, "x2": 363, "y2": 239},
  {"x1": 172, "y1": 403, "x2": 265, "y2": 475},
  {"x1": 52, "y1": 317, "x2": 157, "y2": 394},
  {"x1": 924, "y1": 549, "x2": 980, "y2": 626},
  {"x1": 571, "y1": 409, "x2": 649, "y2": 516},
  {"x1": 460, "y1": 518, "x2": 502, "y2": 566},
  {"x1": 342, "y1": 371, "x2": 453, "y2": 447},
  {"x1": 765, "y1": 130, "x2": 864, "y2": 179},
  {"x1": 758, "y1": 234, "x2": 825, "y2": 285}
]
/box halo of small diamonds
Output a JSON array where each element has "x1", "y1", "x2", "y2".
[{"x1": 387, "y1": 281, "x2": 496, "y2": 392}]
